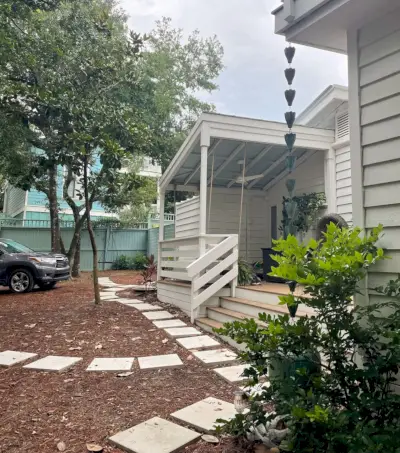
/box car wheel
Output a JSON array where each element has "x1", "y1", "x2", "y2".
[
  {"x1": 9, "y1": 269, "x2": 34, "y2": 294},
  {"x1": 37, "y1": 281, "x2": 57, "y2": 290}
]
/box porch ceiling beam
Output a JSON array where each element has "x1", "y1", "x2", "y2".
[
  {"x1": 184, "y1": 139, "x2": 222, "y2": 185},
  {"x1": 208, "y1": 142, "x2": 245, "y2": 185},
  {"x1": 263, "y1": 151, "x2": 315, "y2": 192},
  {"x1": 247, "y1": 148, "x2": 294, "y2": 189},
  {"x1": 226, "y1": 145, "x2": 274, "y2": 188}
]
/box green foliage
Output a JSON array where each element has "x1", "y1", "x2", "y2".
[
  {"x1": 216, "y1": 224, "x2": 400, "y2": 453},
  {"x1": 112, "y1": 253, "x2": 148, "y2": 271},
  {"x1": 280, "y1": 192, "x2": 326, "y2": 236},
  {"x1": 238, "y1": 258, "x2": 254, "y2": 286}
]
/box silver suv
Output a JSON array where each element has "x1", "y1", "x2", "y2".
[{"x1": 0, "y1": 239, "x2": 70, "y2": 293}]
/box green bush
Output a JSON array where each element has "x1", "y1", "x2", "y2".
[
  {"x1": 216, "y1": 223, "x2": 400, "y2": 453},
  {"x1": 112, "y1": 253, "x2": 148, "y2": 270}
]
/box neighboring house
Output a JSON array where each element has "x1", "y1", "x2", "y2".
[
  {"x1": 3, "y1": 156, "x2": 162, "y2": 223},
  {"x1": 272, "y1": 0, "x2": 400, "y2": 304},
  {"x1": 155, "y1": 85, "x2": 351, "y2": 325}
]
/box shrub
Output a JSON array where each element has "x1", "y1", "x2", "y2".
[
  {"x1": 216, "y1": 224, "x2": 400, "y2": 453},
  {"x1": 238, "y1": 258, "x2": 254, "y2": 286},
  {"x1": 112, "y1": 253, "x2": 148, "y2": 271}
]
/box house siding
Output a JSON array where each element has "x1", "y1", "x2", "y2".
[
  {"x1": 348, "y1": 4, "x2": 400, "y2": 341},
  {"x1": 335, "y1": 145, "x2": 352, "y2": 224},
  {"x1": 175, "y1": 197, "x2": 200, "y2": 238}
]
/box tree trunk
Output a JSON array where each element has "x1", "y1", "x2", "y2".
[
  {"x1": 72, "y1": 234, "x2": 81, "y2": 277},
  {"x1": 84, "y1": 157, "x2": 100, "y2": 305},
  {"x1": 48, "y1": 164, "x2": 61, "y2": 253}
]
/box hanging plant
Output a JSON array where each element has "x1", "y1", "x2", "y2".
[{"x1": 280, "y1": 192, "x2": 326, "y2": 236}]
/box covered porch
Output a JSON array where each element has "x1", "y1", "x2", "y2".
[{"x1": 157, "y1": 113, "x2": 334, "y2": 321}]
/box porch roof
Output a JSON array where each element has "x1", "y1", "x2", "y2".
[{"x1": 160, "y1": 113, "x2": 334, "y2": 192}]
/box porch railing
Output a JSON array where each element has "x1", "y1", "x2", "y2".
[{"x1": 159, "y1": 234, "x2": 238, "y2": 322}]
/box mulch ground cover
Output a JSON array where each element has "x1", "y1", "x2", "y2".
[{"x1": 0, "y1": 271, "x2": 250, "y2": 453}]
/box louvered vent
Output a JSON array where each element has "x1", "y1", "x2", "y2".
[{"x1": 336, "y1": 111, "x2": 349, "y2": 140}]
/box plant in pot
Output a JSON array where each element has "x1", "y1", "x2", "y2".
[{"x1": 238, "y1": 258, "x2": 254, "y2": 286}]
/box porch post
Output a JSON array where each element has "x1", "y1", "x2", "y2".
[
  {"x1": 324, "y1": 148, "x2": 337, "y2": 213},
  {"x1": 199, "y1": 144, "x2": 208, "y2": 254},
  {"x1": 157, "y1": 188, "x2": 165, "y2": 281}
]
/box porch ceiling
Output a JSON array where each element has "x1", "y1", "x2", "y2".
[{"x1": 160, "y1": 113, "x2": 334, "y2": 192}]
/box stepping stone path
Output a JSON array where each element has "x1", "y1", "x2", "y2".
[
  {"x1": 164, "y1": 327, "x2": 201, "y2": 338},
  {"x1": 23, "y1": 355, "x2": 82, "y2": 372},
  {"x1": 0, "y1": 350, "x2": 37, "y2": 366},
  {"x1": 142, "y1": 311, "x2": 176, "y2": 320},
  {"x1": 138, "y1": 354, "x2": 183, "y2": 370},
  {"x1": 193, "y1": 348, "x2": 238, "y2": 366},
  {"x1": 153, "y1": 319, "x2": 187, "y2": 328},
  {"x1": 133, "y1": 303, "x2": 163, "y2": 311},
  {"x1": 86, "y1": 358, "x2": 135, "y2": 372},
  {"x1": 214, "y1": 364, "x2": 249, "y2": 383},
  {"x1": 177, "y1": 335, "x2": 220, "y2": 350},
  {"x1": 171, "y1": 397, "x2": 238, "y2": 433},
  {"x1": 109, "y1": 417, "x2": 200, "y2": 453}
]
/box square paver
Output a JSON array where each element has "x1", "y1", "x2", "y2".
[
  {"x1": 171, "y1": 397, "x2": 237, "y2": 433},
  {"x1": 109, "y1": 417, "x2": 200, "y2": 453},
  {"x1": 214, "y1": 364, "x2": 249, "y2": 383},
  {"x1": 86, "y1": 358, "x2": 135, "y2": 371},
  {"x1": 142, "y1": 311, "x2": 176, "y2": 321},
  {"x1": 101, "y1": 295, "x2": 119, "y2": 300},
  {"x1": 0, "y1": 350, "x2": 38, "y2": 366},
  {"x1": 133, "y1": 303, "x2": 163, "y2": 311},
  {"x1": 176, "y1": 335, "x2": 220, "y2": 350},
  {"x1": 164, "y1": 327, "x2": 201, "y2": 338},
  {"x1": 23, "y1": 355, "x2": 82, "y2": 372},
  {"x1": 193, "y1": 349, "x2": 238, "y2": 366},
  {"x1": 153, "y1": 319, "x2": 187, "y2": 329},
  {"x1": 138, "y1": 354, "x2": 184, "y2": 370}
]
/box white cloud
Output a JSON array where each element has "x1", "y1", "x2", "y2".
[{"x1": 120, "y1": 0, "x2": 348, "y2": 121}]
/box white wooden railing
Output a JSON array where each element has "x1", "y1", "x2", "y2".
[{"x1": 159, "y1": 234, "x2": 239, "y2": 322}]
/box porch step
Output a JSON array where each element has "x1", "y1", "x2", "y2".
[
  {"x1": 195, "y1": 318, "x2": 246, "y2": 351},
  {"x1": 220, "y1": 297, "x2": 309, "y2": 319},
  {"x1": 207, "y1": 307, "x2": 266, "y2": 326}
]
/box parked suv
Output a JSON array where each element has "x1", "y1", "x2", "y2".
[{"x1": 0, "y1": 239, "x2": 70, "y2": 293}]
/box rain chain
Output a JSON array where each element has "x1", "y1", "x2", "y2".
[{"x1": 283, "y1": 44, "x2": 297, "y2": 239}]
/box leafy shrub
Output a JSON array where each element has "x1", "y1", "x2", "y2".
[
  {"x1": 216, "y1": 224, "x2": 400, "y2": 453},
  {"x1": 238, "y1": 258, "x2": 254, "y2": 286},
  {"x1": 112, "y1": 253, "x2": 148, "y2": 270}
]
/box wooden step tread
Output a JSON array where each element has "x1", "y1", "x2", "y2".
[
  {"x1": 157, "y1": 280, "x2": 191, "y2": 288},
  {"x1": 208, "y1": 307, "x2": 267, "y2": 325},
  {"x1": 238, "y1": 283, "x2": 311, "y2": 298},
  {"x1": 196, "y1": 317, "x2": 223, "y2": 329},
  {"x1": 221, "y1": 297, "x2": 310, "y2": 318}
]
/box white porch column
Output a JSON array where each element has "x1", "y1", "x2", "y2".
[
  {"x1": 199, "y1": 144, "x2": 208, "y2": 254},
  {"x1": 324, "y1": 147, "x2": 337, "y2": 213},
  {"x1": 157, "y1": 188, "x2": 165, "y2": 281}
]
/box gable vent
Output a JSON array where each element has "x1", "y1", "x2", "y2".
[{"x1": 335, "y1": 111, "x2": 349, "y2": 140}]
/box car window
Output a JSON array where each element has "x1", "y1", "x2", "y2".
[{"x1": 0, "y1": 239, "x2": 35, "y2": 254}]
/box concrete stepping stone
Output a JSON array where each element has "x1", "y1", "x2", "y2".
[
  {"x1": 153, "y1": 319, "x2": 187, "y2": 329},
  {"x1": 142, "y1": 311, "x2": 176, "y2": 320},
  {"x1": 171, "y1": 397, "x2": 237, "y2": 433},
  {"x1": 0, "y1": 350, "x2": 38, "y2": 366},
  {"x1": 138, "y1": 354, "x2": 183, "y2": 370},
  {"x1": 177, "y1": 335, "x2": 220, "y2": 350},
  {"x1": 118, "y1": 299, "x2": 142, "y2": 305},
  {"x1": 133, "y1": 303, "x2": 163, "y2": 311},
  {"x1": 109, "y1": 417, "x2": 200, "y2": 453},
  {"x1": 101, "y1": 295, "x2": 120, "y2": 301},
  {"x1": 24, "y1": 355, "x2": 82, "y2": 372},
  {"x1": 86, "y1": 357, "x2": 135, "y2": 371},
  {"x1": 164, "y1": 327, "x2": 201, "y2": 338},
  {"x1": 214, "y1": 364, "x2": 249, "y2": 383},
  {"x1": 193, "y1": 349, "x2": 238, "y2": 366}
]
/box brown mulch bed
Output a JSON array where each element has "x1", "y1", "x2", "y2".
[{"x1": 0, "y1": 271, "x2": 240, "y2": 453}]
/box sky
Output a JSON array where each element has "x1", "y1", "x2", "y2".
[{"x1": 119, "y1": 0, "x2": 348, "y2": 122}]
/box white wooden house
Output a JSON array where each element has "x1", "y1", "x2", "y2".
[{"x1": 157, "y1": 86, "x2": 351, "y2": 330}]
